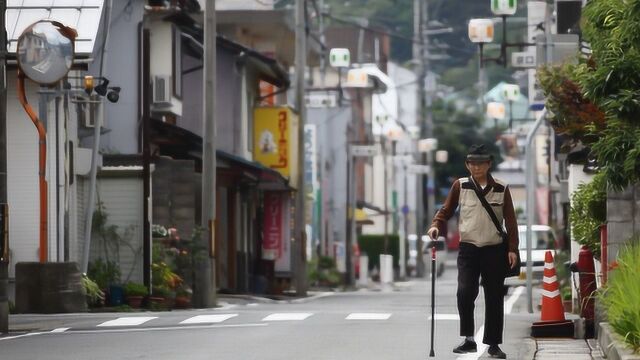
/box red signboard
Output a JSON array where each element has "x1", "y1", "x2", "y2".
[{"x1": 263, "y1": 192, "x2": 283, "y2": 260}]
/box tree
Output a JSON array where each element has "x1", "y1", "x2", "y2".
[{"x1": 577, "y1": 0, "x2": 640, "y2": 190}]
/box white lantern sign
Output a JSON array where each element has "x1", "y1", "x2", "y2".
[
  {"x1": 486, "y1": 102, "x2": 506, "y2": 119},
  {"x1": 491, "y1": 0, "x2": 517, "y2": 16},
  {"x1": 329, "y1": 48, "x2": 350, "y2": 68},
  {"x1": 468, "y1": 19, "x2": 494, "y2": 43},
  {"x1": 502, "y1": 84, "x2": 521, "y2": 101}
]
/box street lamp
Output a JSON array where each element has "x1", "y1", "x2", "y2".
[
  {"x1": 329, "y1": 48, "x2": 350, "y2": 104},
  {"x1": 468, "y1": 0, "x2": 534, "y2": 67},
  {"x1": 16, "y1": 20, "x2": 77, "y2": 263}
]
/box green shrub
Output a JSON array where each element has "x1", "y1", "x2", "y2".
[
  {"x1": 123, "y1": 282, "x2": 148, "y2": 297},
  {"x1": 318, "y1": 256, "x2": 336, "y2": 270},
  {"x1": 570, "y1": 173, "x2": 606, "y2": 259},
  {"x1": 88, "y1": 259, "x2": 121, "y2": 289},
  {"x1": 600, "y1": 240, "x2": 640, "y2": 353},
  {"x1": 357, "y1": 234, "x2": 400, "y2": 271},
  {"x1": 307, "y1": 258, "x2": 342, "y2": 287}
]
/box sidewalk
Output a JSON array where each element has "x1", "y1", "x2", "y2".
[{"x1": 532, "y1": 338, "x2": 604, "y2": 360}]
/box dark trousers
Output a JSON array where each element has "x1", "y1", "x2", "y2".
[{"x1": 457, "y1": 242, "x2": 506, "y2": 345}]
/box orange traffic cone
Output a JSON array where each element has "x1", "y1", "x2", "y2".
[
  {"x1": 541, "y1": 251, "x2": 565, "y2": 321},
  {"x1": 531, "y1": 251, "x2": 574, "y2": 338}
]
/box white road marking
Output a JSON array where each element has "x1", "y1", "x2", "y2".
[
  {"x1": 247, "y1": 303, "x2": 259, "y2": 307},
  {"x1": 346, "y1": 313, "x2": 391, "y2": 320},
  {"x1": 71, "y1": 323, "x2": 268, "y2": 334},
  {"x1": 97, "y1": 316, "x2": 158, "y2": 327},
  {"x1": 50, "y1": 328, "x2": 70, "y2": 333},
  {"x1": 262, "y1": 313, "x2": 313, "y2": 321},
  {"x1": 180, "y1": 314, "x2": 238, "y2": 324},
  {"x1": 505, "y1": 286, "x2": 525, "y2": 314},
  {"x1": 456, "y1": 326, "x2": 488, "y2": 360},
  {"x1": 0, "y1": 332, "x2": 44, "y2": 341},
  {"x1": 429, "y1": 313, "x2": 459, "y2": 321}
]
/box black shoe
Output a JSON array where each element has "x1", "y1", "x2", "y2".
[
  {"x1": 488, "y1": 345, "x2": 507, "y2": 359},
  {"x1": 452, "y1": 339, "x2": 477, "y2": 354}
]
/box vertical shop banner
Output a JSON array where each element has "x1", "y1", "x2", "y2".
[
  {"x1": 303, "y1": 125, "x2": 317, "y2": 223},
  {"x1": 253, "y1": 107, "x2": 299, "y2": 182},
  {"x1": 262, "y1": 192, "x2": 283, "y2": 260},
  {"x1": 275, "y1": 195, "x2": 292, "y2": 273}
]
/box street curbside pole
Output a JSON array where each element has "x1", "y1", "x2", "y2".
[
  {"x1": 294, "y1": 0, "x2": 308, "y2": 296},
  {"x1": 525, "y1": 108, "x2": 547, "y2": 314},
  {"x1": 0, "y1": 0, "x2": 9, "y2": 334},
  {"x1": 198, "y1": 0, "x2": 217, "y2": 308}
]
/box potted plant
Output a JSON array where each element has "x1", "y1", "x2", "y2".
[
  {"x1": 88, "y1": 259, "x2": 123, "y2": 306},
  {"x1": 149, "y1": 286, "x2": 173, "y2": 310},
  {"x1": 174, "y1": 285, "x2": 192, "y2": 309},
  {"x1": 81, "y1": 274, "x2": 105, "y2": 308},
  {"x1": 123, "y1": 282, "x2": 147, "y2": 308}
]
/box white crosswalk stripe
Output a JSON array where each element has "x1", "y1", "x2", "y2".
[
  {"x1": 180, "y1": 314, "x2": 238, "y2": 324},
  {"x1": 262, "y1": 313, "x2": 313, "y2": 321},
  {"x1": 346, "y1": 313, "x2": 392, "y2": 320},
  {"x1": 428, "y1": 314, "x2": 459, "y2": 320},
  {"x1": 97, "y1": 317, "x2": 158, "y2": 327}
]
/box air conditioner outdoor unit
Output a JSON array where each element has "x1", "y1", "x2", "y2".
[{"x1": 153, "y1": 75, "x2": 172, "y2": 105}]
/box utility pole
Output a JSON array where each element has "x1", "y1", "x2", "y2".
[
  {"x1": 294, "y1": 0, "x2": 308, "y2": 296},
  {"x1": 413, "y1": 0, "x2": 426, "y2": 277},
  {"x1": 0, "y1": 0, "x2": 9, "y2": 334},
  {"x1": 196, "y1": 0, "x2": 217, "y2": 308},
  {"x1": 423, "y1": 0, "x2": 436, "y2": 240}
]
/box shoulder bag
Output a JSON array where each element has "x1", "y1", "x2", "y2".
[{"x1": 468, "y1": 177, "x2": 521, "y2": 278}]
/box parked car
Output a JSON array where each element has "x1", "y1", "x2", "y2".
[
  {"x1": 505, "y1": 225, "x2": 557, "y2": 286},
  {"x1": 408, "y1": 234, "x2": 447, "y2": 278}
]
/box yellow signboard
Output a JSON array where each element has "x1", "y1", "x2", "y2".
[{"x1": 253, "y1": 107, "x2": 299, "y2": 182}]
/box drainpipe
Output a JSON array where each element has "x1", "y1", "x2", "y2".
[
  {"x1": 525, "y1": 108, "x2": 547, "y2": 314},
  {"x1": 1, "y1": 0, "x2": 9, "y2": 334},
  {"x1": 17, "y1": 73, "x2": 48, "y2": 263}
]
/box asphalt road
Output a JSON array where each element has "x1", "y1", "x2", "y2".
[{"x1": 1, "y1": 260, "x2": 539, "y2": 360}]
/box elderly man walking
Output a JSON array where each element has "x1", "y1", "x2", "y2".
[{"x1": 427, "y1": 144, "x2": 519, "y2": 359}]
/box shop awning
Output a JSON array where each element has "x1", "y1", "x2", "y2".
[{"x1": 149, "y1": 119, "x2": 292, "y2": 191}]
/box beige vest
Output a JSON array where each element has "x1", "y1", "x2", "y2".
[{"x1": 458, "y1": 177, "x2": 507, "y2": 247}]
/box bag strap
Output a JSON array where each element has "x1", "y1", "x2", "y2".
[{"x1": 468, "y1": 177, "x2": 507, "y2": 243}]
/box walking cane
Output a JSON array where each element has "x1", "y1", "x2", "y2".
[{"x1": 429, "y1": 237, "x2": 436, "y2": 357}]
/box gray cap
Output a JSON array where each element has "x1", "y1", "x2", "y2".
[{"x1": 466, "y1": 144, "x2": 493, "y2": 162}]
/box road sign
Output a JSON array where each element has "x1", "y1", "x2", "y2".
[
  {"x1": 408, "y1": 164, "x2": 431, "y2": 174},
  {"x1": 512, "y1": 51, "x2": 537, "y2": 68},
  {"x1": 351, "y1": 145, "x2": 378, "y2": 157}
]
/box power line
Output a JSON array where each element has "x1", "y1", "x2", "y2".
[{"x1": 322, "y1": 12, "x2": 422, "y2": 46}]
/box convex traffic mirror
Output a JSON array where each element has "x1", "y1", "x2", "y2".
[{"x1": 17, "y1": 20, "x2": 77, "y2": 85}]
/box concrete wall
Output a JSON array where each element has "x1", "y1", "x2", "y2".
[
  {"x1": 568, "y1": 164, "x2": 594, "y2": 268},
  {"x1": 152, "y1": 157, "x2": 197, "y2": 240},
  {"x1": 606, "y1": 185, "x2": 640, "y2": 268}
]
